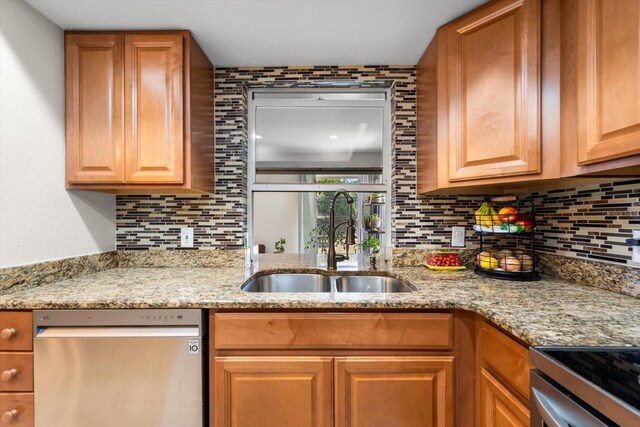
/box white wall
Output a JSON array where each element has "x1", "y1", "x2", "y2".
[
  {"x1": 253, "y1": 176, "x2": 300, "y2": 253},
  {"x1": 0, "y1": 0, "x2": 116, "y2": 267}
]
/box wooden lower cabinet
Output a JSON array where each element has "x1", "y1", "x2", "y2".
[
  {"x1": 476, "y1": 320, "x2": 531, "y2": 427},
  {"x1": 335, "y1": 356, "x2": 454, "y2": 427},
  {"x1": 213, "y1": 356, "x2": 333, "y2": 427},
  {"x1": 479, "y1": 368, "x2": 529, "y2": 427},
  {"x1": 213, "y1": 355, "x2": 453, "y2": 427},
  {"x1": 211, "y1": 312, "x2": 532, "y2": 427},
  {"x1": 0, "y1": 393, "x2": 33, "y2": 427},
  {"x1": 0, "y1": 311, "x2": 32, "y2": 352}
]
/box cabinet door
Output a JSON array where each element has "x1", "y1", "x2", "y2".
[
  {"x1": 576, "y1": 0, "x2": 640, "y2": 164},
  {"x1": 213, "y1": 357, "x2": 332, "y2": 427},
  {"x1": 479, "y1": 368, "x2": 529, "y2": 427},
  {"x1": 0, "y1": 312, "x2": 32, "y2": 352},
  {"x1": 65, "y1": 34, "x2": 124, "y2": 183},
  {"x1": 445, "y1": 0, "x2": 541, "y2": 181},
  {"x1": 0, "y1": 393, "x2": 33, "y2": 427},
  {"x1": 124, "y1": 34, "x2": 183, "y2": 183},
  {"x1": 335, "y1": 356, "x2": 454, "y2": 427}
]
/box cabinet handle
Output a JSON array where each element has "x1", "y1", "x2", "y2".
[
  {"x1": 0, "y1": 369, "x2": 17, "y2": 382},
  {"x1": 1, "y1": 409, "x2": 18, "y2": 423},
  {"x1": 0, "y1": 328, "x2": 16, "y2": 341}
]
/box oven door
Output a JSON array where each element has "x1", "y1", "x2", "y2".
[{"x1": 530, "y1": 371, "x2": 609, "y2": 427}]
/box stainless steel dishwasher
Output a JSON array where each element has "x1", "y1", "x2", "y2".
[{"x1": 33, "y1": 309, "x2": 204, "y2": 427}]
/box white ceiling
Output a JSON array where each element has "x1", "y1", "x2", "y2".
[{"x1": 25, "y1": 0, "x2": 486, "y2": 67}]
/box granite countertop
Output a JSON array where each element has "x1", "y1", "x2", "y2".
[{"x1": 0, "y1": 254, "x2": 638, "y2": 347}]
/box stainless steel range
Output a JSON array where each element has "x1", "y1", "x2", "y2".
[
  {"x1": 33, "y1": 309, "x2": 205, "y2": 427},
  {"x1": 530, "y1": 347, "x2": 640, "y2": 426}
]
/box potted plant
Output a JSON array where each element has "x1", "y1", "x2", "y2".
[
  {"x1": 274, "y1": 238, "x2": 286, "y2": 253},
  {"x1": 370, "y1": 213, "x2": 382, "y2": 231},
  {"x1": 358, "y1": 235, "x2": 381, "y2": 255},
  {"x1": 369, "y1": 193, "x2": 385, "y2": 204}
]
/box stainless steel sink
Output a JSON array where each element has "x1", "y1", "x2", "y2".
[
  {"x1": 241, "y1": 273, "x2": 414, "y2": 293},
  {"x1": 241, "y1": 273, "x2": 332, "y2": 292},
  {"x1": 335, "y1": 275, "x2": 414, "y2": 293}
]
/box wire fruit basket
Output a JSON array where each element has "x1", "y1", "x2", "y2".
[{"x1": 473, "y1": 196, "x2": 540, "y2": 282}]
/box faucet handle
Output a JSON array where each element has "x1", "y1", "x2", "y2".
[{"x1": 335, "y1": 254, "x2": 348, "y2": 262}]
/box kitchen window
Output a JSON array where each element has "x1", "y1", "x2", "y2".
[{"x1": 248, "y1": 89, "x2": 392, "y2": 256}]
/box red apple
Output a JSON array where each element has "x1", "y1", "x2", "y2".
[
  {"x1": 515, "y1": 216, "x2": 533, "y2": 232},
  {"x1": 498, "y1": 206, "x2": 519, "y2": 223}
]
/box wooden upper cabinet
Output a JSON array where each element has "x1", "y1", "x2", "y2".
[
  {"x1": 445, "y1": 0, "x2": 541, "y2": 182},
  {"x1": 65, "y1": 34, "x2": 124, "y2": 183},
  {"x1": 575, "y1": 0, "x2": 640, "y2": 165},
  {"x1": 65, "y1": 31, "x2": 214, "y2": 193},
  {"x1": 124, "y1": 34, "x2": 183, "y2": 183},
  {"x1": 335, "y1": 357, "x2": 454, "y2": 427}
]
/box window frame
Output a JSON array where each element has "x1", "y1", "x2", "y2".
[{"x1": 247, "y1": 88, "x2": 392, "y2": 253}]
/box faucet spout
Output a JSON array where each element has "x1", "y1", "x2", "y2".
[{"x1": 327, "y1": 189, "x2": 357, "y2": 270}]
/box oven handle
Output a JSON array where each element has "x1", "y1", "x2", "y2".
[{"x1": 531, "y1": 387, "x2": 570, "y2": 427}]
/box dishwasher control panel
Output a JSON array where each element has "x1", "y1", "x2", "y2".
[{"x1": 33, "y1": 309, "x2": 203, "y2": 330}]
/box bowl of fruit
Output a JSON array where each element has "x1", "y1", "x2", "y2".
[
  {"x1": 424, "y1": 252, "x2": 466, "y2": 271},
  {"x1": 473, "y1": 203, "x2": 533, "y2": 234},
  {"x1": 475, "y1": 248, "x2": 539, "y2": 281}
]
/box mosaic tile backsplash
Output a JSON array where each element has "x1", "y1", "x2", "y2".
[
  {"x1": 525, "y1": 180, "x2": 639, "y2": 265},
  {"x1": 115, "y1": 65, "x2": 639, "y2": 269}
]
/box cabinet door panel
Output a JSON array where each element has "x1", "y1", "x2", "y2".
[
  {"x1": 0, "y1": 353, "x2": 33, "y2": 392},
  {"x1": 446, "y1": 0, "x2": 541, "y2": 181},
  {"x1": 577, "y1": 0, "x2": 640, "y2": 164},
  {"x1": 214, "y1": 357, "x2": 332, "y2": 427},
  {"x1": 480, "y1": 368, "x2": 529, "y2": 427},
  {"x1": 0, "y1": 393, "x2": 33, "y2": 427},
  {"x1": 0, "y1": 312, "x2": 32, "y2": 351},
  {"x1": 65, "y1": 34, "x2": 124, "y2": 183},
  {"x1": 335, "y1": 356, "x2": 454, "y2": 427},
  {"x1": 479, "y1": 322, "x2": 531, "y2": 400},
  {"x1": 124, "y1": 34, "x2": 183, "y2": 183}
]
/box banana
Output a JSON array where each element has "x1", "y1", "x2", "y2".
[
  {"x1": 475, "y1": 202, "x2": 502, "y2": 227},
  {"x1": 488, "y1": 205, "x2": 502, "y2": 227},
  {"x1": 474, "y1": 203, "x2": 485, "y2": 224}
]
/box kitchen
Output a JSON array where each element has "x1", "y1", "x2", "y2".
[{"x1": 0, "y1": 0, "x2": 639, "y2": 426}]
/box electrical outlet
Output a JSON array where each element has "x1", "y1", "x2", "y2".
[
  {"x1": 181, "y1": 227, "x2": 194, "y2": 248},
  {"x1": 451, "y1": 226, "x2": 465, "y2": 247}
]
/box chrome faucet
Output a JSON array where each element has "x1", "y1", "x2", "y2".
[{"x1": 327, "y1": 189, "x2": 357, "y2": 270}]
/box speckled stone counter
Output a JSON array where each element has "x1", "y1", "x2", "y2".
[{"x1": 0, "y1": 254, "x2": 638, "y2": 348}]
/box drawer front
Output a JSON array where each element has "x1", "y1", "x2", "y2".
[
  {"x1": 0, "y1": 393, "x2": 33, "y2": 427},
  {"x1": 0, "y1": 354, "x2": 33, "y2": 393},
  {"x1": 479, "y1": 322, "x2": 531, "y2": 399},
  {"x1": 0, "y1": 312, "x2": 32, "y2": 351},
  {"x1": 214, "y1": 313, "x2": 453, "y2": 350}
]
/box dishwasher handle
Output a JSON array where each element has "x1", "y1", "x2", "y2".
[{"x1": 36, "y1": 326, "x2": 200, "y2": 338}]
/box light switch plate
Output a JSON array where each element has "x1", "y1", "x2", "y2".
[
  {"x1": 451, "y1": 226, "x2": 465, "y2": 247},
  {"x1": 181, "y1": 227, "x2": 194, "y2": 248}
]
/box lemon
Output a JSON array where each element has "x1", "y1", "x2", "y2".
[{"x1": 479, "y1": 256, "x2": 499, "y2": 270}]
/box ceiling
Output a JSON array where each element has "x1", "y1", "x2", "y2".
[{"x1": 25, "y1": 0, "x2": 486, "y2": 67}]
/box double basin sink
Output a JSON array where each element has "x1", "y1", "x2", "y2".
[{"x1": 242, "y1": 273, "x2": 414, "y2": 293}]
